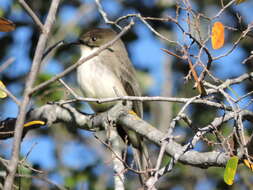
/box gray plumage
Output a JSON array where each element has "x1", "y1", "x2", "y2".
[{"x1": 77, "y1": 28, "x2": 151, "y2": 185}]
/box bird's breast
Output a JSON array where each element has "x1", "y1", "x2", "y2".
[{"x1": 77, "y1": 47, "x2": 126, "y2": 112}]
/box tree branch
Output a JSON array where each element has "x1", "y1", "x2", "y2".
[
  {"x1": 4, "y1": 103, "x2": 252, "y2": 168},
  {"x1": 18, "y1": 0, "x2": 44, "y2": 32},
  {"x1": 3, "y1": 1, "x2": 60, "y2": 189}
]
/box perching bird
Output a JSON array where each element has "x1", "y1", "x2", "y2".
[{"x1": 75, "y1": 28, "x2": 151, "y2": 183}]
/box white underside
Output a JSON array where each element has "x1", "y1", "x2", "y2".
[{"x1": 77, "y1": 46, "x2": 126, "y2": 112}]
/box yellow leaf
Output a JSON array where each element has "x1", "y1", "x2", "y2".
[
  {"x1": 24, "y1": 120, "x2": 45, "y2": 128},
  {"x1": 0, "y1": 80, "x2": 7, "y2": 98},
  {"x1": 235, "y1": 0, "x2": 247, "y2": 4},
  {"x1": 243, "y1": 159, "x2": 253, "y2": 171},
  {"x1": 224, "y1": 156, "x2": 239, "y2": 185},
  {"x1": 211, "y1": 21, "x2": 225, "y2": 50}
]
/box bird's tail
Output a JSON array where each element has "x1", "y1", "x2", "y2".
[
  {"x1": 118, "y1": 126, "x2": 152, "y2": 186},
  {"x1": 131, "y1": 136, "x2": 152, "y2": 186}
]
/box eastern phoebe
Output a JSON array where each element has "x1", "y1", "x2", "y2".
[{"x1": 76, "y1": 28, "x2": 150, "y2": 181}]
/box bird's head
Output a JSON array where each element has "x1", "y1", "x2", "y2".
[{"x1": 78, "y1": 28, "x2": 117, "y2": 48}]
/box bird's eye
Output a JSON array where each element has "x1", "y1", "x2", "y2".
[{"x1": 91, "y1": 37, "x2": 97, "y2": 41}]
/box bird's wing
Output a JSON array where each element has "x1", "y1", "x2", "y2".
[
  {"x1": 100, "y1": 42, "x2": 143, "y2": 118},
  {"x1": 120, "y1": 71, "x2": 143, "y2": 118}
]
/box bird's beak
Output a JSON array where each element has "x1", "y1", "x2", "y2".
[
  {"x1": 78, "y1": 39, "x2": 88, "y2": 46},
  {"x1": 66, "y1": 40, "x2": 82, "y2": 46},
  {"x1": 42, "y1": 39, "x2": 83, "y2": 61},
  {"x1": 61, "y1": 38, "x2": 86, "y2": 47}
]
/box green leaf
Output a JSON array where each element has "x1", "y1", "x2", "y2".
[
  {"x1": 34, "y1": 73, "x2": 64, "y2": 105},
  {"x1": 16, "y1": 164, "x2": 32, "y2": 190},
  {"x1": 224, "y1": 156, "x2": 239, "y2": 185}
]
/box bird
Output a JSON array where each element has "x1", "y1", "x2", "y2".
[{"x1": 75, "y1": 28, "x2": 151, "y2": 184}]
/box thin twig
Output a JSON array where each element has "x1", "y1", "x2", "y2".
[
  {"x1": 58, "y1": 79, "x2": 79, "y2": 99},
  {"x1": 0, "y1": 85, "x2": 20, "y2": 106},
  {"x1": 0, "y1": 58, "x2": 15, "y2": 73},
  {"x1": 57, "y1": 95, "x2": 232, "y2": 111},
  {"x1": 18, "y1": 0, "x2": 44, "y2": 32}
]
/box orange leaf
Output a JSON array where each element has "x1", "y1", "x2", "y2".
[
  {"x1": 235, "y1": 0, "x2": 247, "y2": 4},
  {"x1": 0, "y1": 17, "x2": 15, "y2": 32},
  {"x1": 211, "y1": 21, "x2": 224, "y2": 50}
]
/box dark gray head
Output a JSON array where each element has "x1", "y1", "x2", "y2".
[{"x1": 79, "y1": 28, "x2": 118, "y2": 47}]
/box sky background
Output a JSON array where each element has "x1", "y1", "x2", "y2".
[{"x1": 0, "y1": 0, "x2": 253, "y2": 189}]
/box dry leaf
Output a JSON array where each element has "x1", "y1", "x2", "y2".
[
  {"x1": 235, "y1": 0, "x2": 247, "y2": 4},
  {"x1": 161, "y1": 48, "x2": 206, "y2": 95},
  {"x1": 0, "y1": 17, "x2": 15, "y2": 32},
  {"x1": 211, "y1": 21, "x2": 225, "y2": 50}
]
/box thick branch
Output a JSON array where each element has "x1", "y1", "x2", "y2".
[{"x1": 5, "y1": 103, "x2": 252, "y2": 168}]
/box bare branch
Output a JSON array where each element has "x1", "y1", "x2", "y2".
[
  {"x1": 18, "y1": 0, "x2": 44, "y2": 32},
  {"x1": 0, "y1": 85, "x2": 20, "y2": 106},
  {"x1": 21, "y1": 103, "x2": 253, "y2": 167},
  {"x1": 3, "y1": 0, "x2": 61, "y2": 189},
  {"x1": 0, "y1": 58, "x2": 15, "y2": 73}
]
